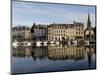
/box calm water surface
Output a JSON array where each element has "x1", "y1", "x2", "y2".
[{"x1": 11, "y1": 44, "x2": 96, "y2": 74}]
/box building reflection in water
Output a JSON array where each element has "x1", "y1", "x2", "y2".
[
  {"x1": 12, "y1": 44, "x2": 96, "y2": 74},
  {"x1": 12, "y1": 45, "x2": 89, "y2": 61},
  {"x1": 12, "y1": 45, "x2": 96, "y2": 69},
  {"x1": 31, "y1": 46, "x2": 48, "y2": 61},
  {"x1": 12, "y1": 46, "x2": 32, "y2": 58},
  {"x1": 85, "y1": 45, "x2": 96, "y2": 69},
  {"x1": 12, "y1": 45, "x2": 95, "y2": 68},
  {"x1": 48, "y1": 45, "x2": 84, "y2": 60}
]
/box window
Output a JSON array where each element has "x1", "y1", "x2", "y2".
[
  {"x1": 55, "y1": 37, "x2": 57, "y2": 40},
  {"x1": 76, "y1": 32, "x2": 78, "y2": 34},
  {"x1": 59, "y1": 38, "x2": 60, "y2": 40},
  {"x1": 52, "y1": 37, "x2": 53, "y2": 40}
]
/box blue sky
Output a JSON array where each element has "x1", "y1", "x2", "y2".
[{"x1": 12, "y1": 1, "x2": 96, "y2": 27}]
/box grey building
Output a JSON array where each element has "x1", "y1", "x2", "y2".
[{"x1": 31, "y1": 23, "x2": 47, "y2": 41}]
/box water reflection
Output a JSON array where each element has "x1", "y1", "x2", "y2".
[
  {"x1": 31, "y1": 46, "x2": 48, "y2": 61},
  {"x1": 48, "y1": 45, "x2": 84, "y2": 60},
  {"x1": 12, "y1": 45, "x2": 85, "y2": 61},
  {"x1": 12, "y1": 44, "x2": 96, "y2": 74},
  {"x1": 85, "y1": 45, "x2": 96, "y2": 69},
  {"x1": 12, "y1": 46, "x2": 32, "y2": 58}
]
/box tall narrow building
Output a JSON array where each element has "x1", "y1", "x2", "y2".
[{"x1": 84, "y1": 13, "x2": 95, "y2": 41}]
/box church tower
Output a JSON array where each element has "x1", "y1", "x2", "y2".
[
  {"x1": 84, "y1": 13, "x2": 95, "y2": 41},
  {"x1": 87, "y1": 13, "x2": 91, "y2": 27}
]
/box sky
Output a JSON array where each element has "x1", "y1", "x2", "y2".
[{"x1": 12, "y1": 1, "x2": 96, "y2": 27}]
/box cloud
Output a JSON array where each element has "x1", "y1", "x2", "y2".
[
  {"x1": 13, "y1": 1, "x2": 95, "y2": 15},
  {"x1": 12, "y1": 1, "x2": 96, "y2": 27}
]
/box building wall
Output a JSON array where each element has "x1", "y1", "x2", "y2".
[
  {"x1": 31, "y1": 25, "x2": 47, "y2": 41},
  {"x1": 66, "y1": 28, "x2": 76, "y2": 40},
  {"x1": 48, "y1": 27, "x2": 54, "y2": 41},
  {"x1": 12, "y1": 26, "x2": 31, "y2": 42},
  {"x1": 48, "y1": 24, "x2": 66, "y2": 41},
  {"x1": 48, "y1": 22, "x2": 84, "y2": 41},
  {"x1": 25, "y1": 30, "x2": 31, "y2": 41},
  {"x1": 75, "y1": 25, "x2": 84, "y2": 38},
  {"x1": 84, "y1": 28, "x2": 95, "y2": 41},
  {"x1": 32, "y1": 29, "x2": 45, "y2": 37}
]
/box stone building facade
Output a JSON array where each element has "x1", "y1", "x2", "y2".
[
  {"x1": 48, "y1": 23, "x2": 66, "y2": 41},
  {"x1": 48, "y1": 22, "x2": 84, "y2": 41},
  {"x1": 12, "y1": 25, "x2": 31, "y2": 42}
]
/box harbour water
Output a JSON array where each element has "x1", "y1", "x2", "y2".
[{"x1": 11, "y1": 44, "x2": 96, "y2": 74}]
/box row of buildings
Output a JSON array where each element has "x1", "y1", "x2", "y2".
[
  {"x1": 47, "y1": 22, "x2": 84, "y2": 41},
  {"x1": 12, "y1": 26, "x2": 31, "y2": 41},
  {"x1": 12, "y1": 14, "x2": 96, "y2": 42}
]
